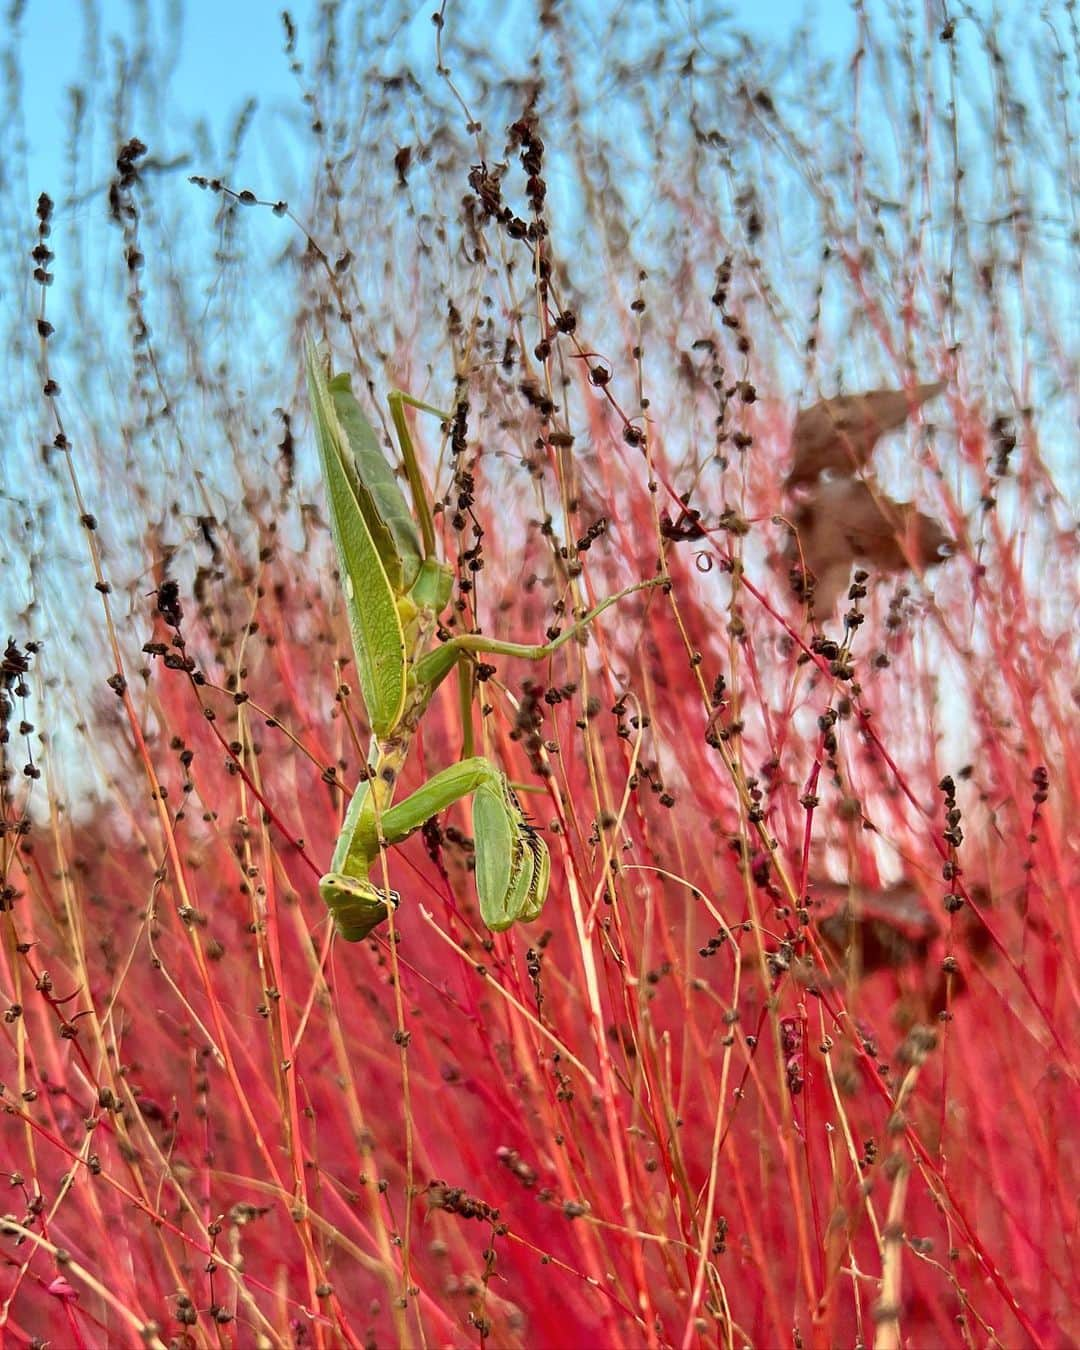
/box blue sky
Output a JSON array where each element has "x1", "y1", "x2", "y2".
[
  {"x1": 16, "y1": 1, "x2": 306, "y2": 199},
  {"x1": 13, "y1": 0, "x2": 1044, "y2": 225},
  {"x1": 16, "y1": 0, "x2": 861, "y2": 203}
]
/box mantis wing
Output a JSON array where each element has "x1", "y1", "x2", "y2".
[
  {"x1": 327, "y1": 371, "x2": 425, "y2": 596},
  {"x1": 305, "y1": 340, "x2": 407, "y2": 738}
]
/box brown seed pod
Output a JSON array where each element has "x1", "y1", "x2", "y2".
[{"x1": 785, "y1": 381, "x2": 945, "y2": 489}]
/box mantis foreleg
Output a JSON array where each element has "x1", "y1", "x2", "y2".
[{"x1": 320, "y1": 757, "x2": 548, "y2": 936}]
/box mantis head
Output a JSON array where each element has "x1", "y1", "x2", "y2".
[{"x1": 319, "y1": 873, "x2": 401, "y2": 943}]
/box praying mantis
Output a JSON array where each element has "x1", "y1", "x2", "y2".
[{"x1": 305, "y1": 342, "x2": 660, "y2": 941}]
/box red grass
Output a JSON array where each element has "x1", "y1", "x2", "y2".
[{"x1": 2, "y1": 4, "x2": 1077, "y2": 1347}]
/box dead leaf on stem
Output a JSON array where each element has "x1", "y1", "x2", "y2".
[
  {"x1": 785, "y1": 381, "x2": 945, "y2": 489},
  {"x1": 788, "y1": 477, "x2": 954, "y2": 616},
  {"x1": 813, "y1": 877, "x2": 938, "y2": 957}
]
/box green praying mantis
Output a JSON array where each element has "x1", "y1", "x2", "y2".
[{"x1": 305, "y1": 341, "x2": 660, "y2": 941}]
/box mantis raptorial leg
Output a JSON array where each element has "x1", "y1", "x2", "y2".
[{"x1": 306, "y1": 342, "x2": 662, "y2": 939}]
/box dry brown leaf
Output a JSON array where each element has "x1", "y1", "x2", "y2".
[
  {"x1": 785, "y1": 381, "x2": 945, "y2": 489},
  {"x1": 788, "y1": 477, "x2": 954, "y2": 616},
  {"x1": 814, "y1": 879, "x2": 939, "y2": 974}
]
